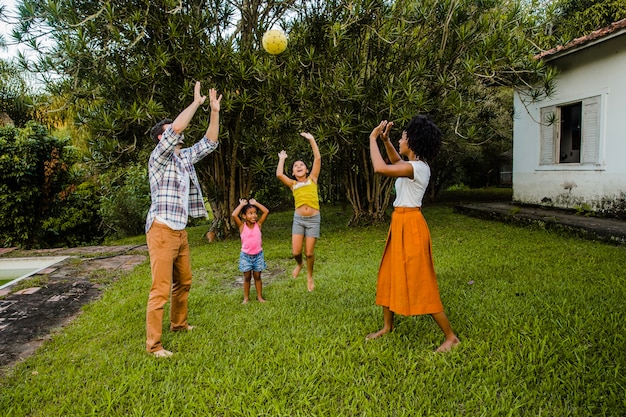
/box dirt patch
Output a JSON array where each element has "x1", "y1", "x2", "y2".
[
  {"x1": 0, "y1": 245, "x2": 147, "y2": 373},
  {"x1": 226, "y1": 265, "x2": 288, "y2": 289}
]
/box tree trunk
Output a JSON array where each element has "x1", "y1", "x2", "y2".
[
  {"x1": 198, "y1": 112, "x2": 255, "y2": 241},
  {"x1": 344, "y1": 145, "x2": 393, "y2": 226}
]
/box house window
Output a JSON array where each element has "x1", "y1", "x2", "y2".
[
  {"x1": 559, "y1": 102, "x2": 581, "y2": 162},
  {"x1": 539, "y1": 95, "x2": 600, "y2": 165}
]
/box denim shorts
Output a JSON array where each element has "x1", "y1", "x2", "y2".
[
  {"x1": 292, "y1": 213, "x2": 321, "y2": 238},
  {"x1": 239, "y1": 251, "x2": 267, "y2": 272}
]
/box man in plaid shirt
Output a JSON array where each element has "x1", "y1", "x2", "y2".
[{"x1": 145, "y1": 81, "x2": 222, "y2": 358}]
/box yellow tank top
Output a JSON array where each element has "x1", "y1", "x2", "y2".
[{"x1": 292, "y1": 179, "x2": 320, "y2": 210}]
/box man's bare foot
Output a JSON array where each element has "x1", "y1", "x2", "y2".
[
  {"x1": 307, "y1": 277, "x2": 315, "y2": 292},
  {"x1": 435, "y1": 336, "x2": 460, "y2": 353},
  {"x1": 258, "y1": 297, "x2": 267, "y2": 303},
  {"x1": 242, "y1": 298, "x2": 249, "y2": 304},
  {"x1": 365, "y1": 328, "x2": 392, "y2": 340},
  {"x1": 292, "y1": 263, "x2": 303, "y2": 278}
]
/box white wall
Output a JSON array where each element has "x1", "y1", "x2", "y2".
[{"x1": 513, "y1": 34, "x2": 626, "y2": 212}]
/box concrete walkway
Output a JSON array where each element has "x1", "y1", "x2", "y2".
[{"x1": 454, "y1": 202, "x2": 626, "y2": 245}]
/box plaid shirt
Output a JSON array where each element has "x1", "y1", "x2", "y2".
[{"x1": 145, "y1": 126, "x2": 218, "y2": 233}]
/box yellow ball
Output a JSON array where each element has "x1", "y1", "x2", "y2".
[{"x1": 262, "y1": 29, "x2": 288, "y2": 55}]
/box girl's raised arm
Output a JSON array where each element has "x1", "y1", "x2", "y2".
[
  {"x1": 276, "y1": 150, "x2": 293, "y2": 187},
  {"x1": 231, "y1": 198, "x2": 247, "y2": 229},
  {"x1": 301, "y1": 132, "x2": 321, "y2": 183},
  {"x1": 249, "y1": 198, "x2": 270, "y2": 226}
]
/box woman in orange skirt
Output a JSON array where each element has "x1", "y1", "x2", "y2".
[{"x1": 366, "y1": 115, "x2": 459, "y2": 352}]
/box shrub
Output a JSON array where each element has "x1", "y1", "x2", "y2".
[
  {"x1": 98, "y1": 162, "x2": 150, "y2": 239},
  {"x1": 41, "y1": 178, "x2": 103, "y2": 247},
  {"x1": 0, "y1": 123, "x2": 103, "y2": 248}
]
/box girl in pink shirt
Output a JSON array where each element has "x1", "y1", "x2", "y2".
[{"x1": 232, "y1": 198, "x2": 270, "y2": 304}]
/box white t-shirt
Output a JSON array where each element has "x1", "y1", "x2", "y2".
[{"x1": 392, "y1": 160, "x2": 430, "y2": 208}]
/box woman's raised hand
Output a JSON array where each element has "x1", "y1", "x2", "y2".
[{"x1": 370, "y1": 120, "x2": 389, "y2": 141}]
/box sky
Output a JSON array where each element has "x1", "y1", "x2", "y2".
[
  {"x1": 1, "y1": 0, "x2": 32, "y2": 62},
  {"x1": 1, "y1": 0, "x2": 55, "y2": 90}
]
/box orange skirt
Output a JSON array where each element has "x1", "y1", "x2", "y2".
[{"x1": 375, "y1": 207, "x2": 444, "y2": 316}]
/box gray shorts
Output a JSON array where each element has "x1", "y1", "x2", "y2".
[{"x1": 292, "y1": 213, "x2": 321, "y2": 238}]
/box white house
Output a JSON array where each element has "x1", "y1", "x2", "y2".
[{"x1": 513, "y1": 19, "x2": 626, "y2": 215}]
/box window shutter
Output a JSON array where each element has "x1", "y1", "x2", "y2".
[
  {"x1": 540, "y1": 106, "x2": 557, "y2": 165},
  {"x1": 581, "y1": 95, "x2": 600, "y2": 164}
]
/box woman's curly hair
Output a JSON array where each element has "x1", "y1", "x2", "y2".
[{"x1": 404, "y1": 114, "x2": 442, "y2": 162}]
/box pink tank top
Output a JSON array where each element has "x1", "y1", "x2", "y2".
[{"x1": 240, "y1": 222, "x2": 262, "y2": 255}]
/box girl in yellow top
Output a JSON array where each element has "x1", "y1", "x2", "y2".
[{"x1": 276, "y1": 132, "x2": 321, "y2": 292}]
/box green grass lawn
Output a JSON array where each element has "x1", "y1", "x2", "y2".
[{"x1": 1, "y1": 202, "x2": 625, "y2": 416}]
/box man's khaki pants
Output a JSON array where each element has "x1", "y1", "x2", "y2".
[{"x1": 146, "y1": 222, "x2": 192, "y2": 353}]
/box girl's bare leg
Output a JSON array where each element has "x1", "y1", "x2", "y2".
[
  {"x1": 292, "y1": 234, "x2": 304, "y2": 277},
  {"x1": 304, "y1": 236, "x2": 317, "y2": 292},
  {"x1": 431, "y1": 311, "x2": 460, "y2": 352},
  {"x1": 253, "y1": 271, "x2": 266, "y2": 302},
  {"x1": 242, "y1": 271, "x2": 252, "y2": 304},
  {"x1": 366, "y1": 306, "x2": 394, "y2": 340}
]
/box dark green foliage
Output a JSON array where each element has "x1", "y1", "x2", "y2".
[
  {"x1": 98, "y1": 162, "x2": 151, "y2": 240},
  {"x1": 0, "y1": 61, "x2": 33, "y2": 127},
  {"x1": 0, "y1": 123, "x2": 100, "y2": 248},
  {"x1": 550, "y1": 0, "x2": 626, "y2": 41},
  {"x1": 42, "y1": 179, "x2": 103, "y2": 247}
]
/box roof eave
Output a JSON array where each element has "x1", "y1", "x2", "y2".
[{"x1": 541, "y1": 28, "x2": 626, "y2": 62}]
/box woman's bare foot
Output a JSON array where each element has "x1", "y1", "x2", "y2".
[
  {"x1": 307, "y1": 276, "x2": 315, "y2": 292},
  {"x1": 365, "y1": 327, "x2": 392, "y2": 340},
  {"x1": 435, "y1": 336, "x2": 460, "y2": 353},
  {"x1": 292, "y1": 263, "x2": 303, "y2": 278},
  {"x1": 242, "y1": 298, "x2": 249, "y2": 304},
  {"x1": 258, "y1": 297, "x2": 267, "y2": 303}
]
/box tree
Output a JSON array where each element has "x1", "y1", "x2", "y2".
[
  {"x1": 283, "y1": 0, "x2": 554, "y2": 223},
  {"x1": 16, "y1": 0, "x2": 307, "y2": 238},
  {"x1": 15, "y1": 0, "x2": 555, "y2": 233},
  {"x1": 547, "y1": 0, "x2": 626, "y2": 43}
]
